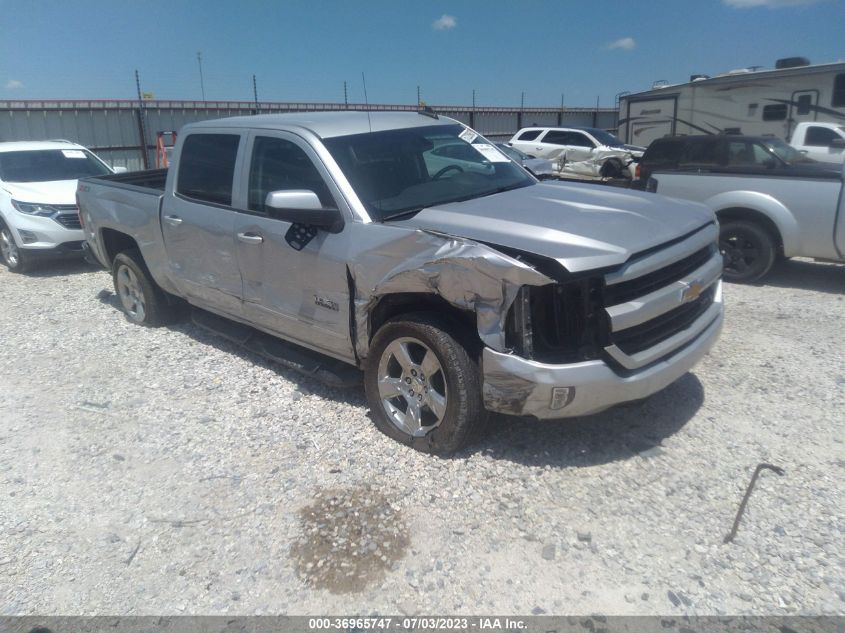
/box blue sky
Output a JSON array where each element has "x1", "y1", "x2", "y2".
[{"x1": 1, "y1": 0, "x2": 843, "y2": 107}]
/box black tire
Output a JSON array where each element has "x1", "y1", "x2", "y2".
[
  {"x1": 112, "y1": 249, "x2": 174, "y2": 326},
  {"x1": 364, "y1": 313, "x2": 487, "y2": 456},
  {"x1": 718, "y1": 220, "x2": 777, "y2": 283},
  {"x1": 600, "y1": 159, "x2": 624, "y2": 179},
  {"x1": 0, "y1": 221, "x2": 31, "y2": 273}
]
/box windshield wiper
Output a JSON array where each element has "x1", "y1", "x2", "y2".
[
  {"x1": 381, "y1": 207, "x2": 426, "y2": 222},
  {"x1": 475, "y1": 182, "x2": 532, "y2": 198},
  {"x1": 380, "y1": 183, "x2": 532, "y2": 222}
]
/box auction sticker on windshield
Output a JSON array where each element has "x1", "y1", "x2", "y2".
[
  {"x1": 473, "y1": 143, "x2": 509, "y2": 162},
  {"x1": 61, "y1": 150, "x2": 87, "y2": 158},
  {"x1": 459, "y1": 128, "x2": 478, "y2": 143}
]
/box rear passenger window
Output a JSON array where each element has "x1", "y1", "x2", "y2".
[
  {"x1": 177, "y1": 134, "x2": 240, "y2": 206},
  {"x1": 643, "y1": 140, "x2": 681, "y2": 163},
  {"x1": 517, "y1": 130, "x2": 542, "y2": 141},
  {"x1": 683, "y1": 141, "x2": 720, "y2": 165},
  {"x1": 248, "y1": 136, "x2": 334, "y2": 212},
  {"x1": 540, "y1": 130, "x2": 569, "y2": 145},
  {"x1": 762, "y1": 104, "x2": 787, "y2": 121}
]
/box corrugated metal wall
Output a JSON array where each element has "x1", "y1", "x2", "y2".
[{"x1": 0, "y1": 100, "x2": 618, "y2": 171}]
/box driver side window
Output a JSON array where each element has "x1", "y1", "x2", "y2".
[{"x1": 248, "y1": 136, "x2": 335, "y2": 212}]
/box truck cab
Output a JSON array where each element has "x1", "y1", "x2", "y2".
[{"x1": 790, "y1": 122, "x2": 845, "y2": 163}]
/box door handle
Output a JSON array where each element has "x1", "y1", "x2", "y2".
[
  {"x1": 237, "y1": 232, "x2": 264, "y2": 245},
  {"x1": 163, "y1": 215, "x2": 183, "y2": 226}
]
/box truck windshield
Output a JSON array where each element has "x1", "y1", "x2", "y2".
[
  {"x1": 323, "y1": 124, "x2": 534, "y2": 221},
  {"x1": 0, "y1": 149, "x2": 111, "y2": 182},
  {"x1": 761, "y1": 138, "x2": 814, "y2": 164}
]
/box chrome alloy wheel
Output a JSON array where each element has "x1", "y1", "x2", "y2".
[
  {"x1": 376, "y1": 337, "x2": 448, "y2": 437},
  {"x1": 116, "y1": 264, "x2": 146, "y2": 322},
  {"x1": 0, "y1": 228, "x2": 19, "y2": 267}
]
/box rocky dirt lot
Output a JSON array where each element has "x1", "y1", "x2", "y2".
[{"x1": 0, "y1": 259, "x2": 842, "y2": 616}]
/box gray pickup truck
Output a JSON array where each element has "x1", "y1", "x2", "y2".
[
  {"x1": 644, "y1": 139, "x2": 845, "y2": 282},
  {"x1": 77, "y1": 112, "x2": 723, "y2": 454}
]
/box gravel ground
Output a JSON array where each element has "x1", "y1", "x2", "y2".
[{"x1": 0, "y1": 258, "x2": 842, "y2": 616}]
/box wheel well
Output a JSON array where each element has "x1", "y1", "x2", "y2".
[
  {"x1": 369, "y1": 293, "x2": 479, "y2": 345},
  {"x1": 100, "y1": 229, "x2": 139, "y2": 267},
  {"x1": 600, "y1": 158, "x2": 623, "y2": 176},
  {"x1": 716, "y1": 208, "x2": 783, "y2": 252}
]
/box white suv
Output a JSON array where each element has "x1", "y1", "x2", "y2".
[
  {"x1": 508, "y1": 126, "x2": 645, "y2": 179},
  {"x1": 0, "y1": 140, "x2": 115, "y2": 272}
]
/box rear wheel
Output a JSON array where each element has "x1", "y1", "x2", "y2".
[
  {"x1": 112, "y1": 250, "x2": 174, "y2": 326},
  {"x1": 0, "y1": 223, "x2": 30, "y2": 273},
  {"x1": 364, "y1": 314, "x2": 486, "y2": 455},
  {"x1": 718, "y1": 220, "x2": 776, "y2": 283}
]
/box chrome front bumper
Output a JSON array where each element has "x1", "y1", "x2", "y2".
[{"x1": 482, "y1": 286, "x2": 723, "y2": 419}]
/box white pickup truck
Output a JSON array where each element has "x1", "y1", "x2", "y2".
[
  {"x1": 789, "y1": 122, "x2": 845, "y2": 164},
  {"x1": 647, "y1": 162, "x2": 845, "y2": 282}
]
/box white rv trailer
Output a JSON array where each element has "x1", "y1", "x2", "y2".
[{"x1": 618, "y1": 58, "x2": 845, "y2": 147}]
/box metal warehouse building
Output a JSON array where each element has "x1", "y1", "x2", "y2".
[{"x1": 0, "y1": 99, "x2": 619, "y2": 171}]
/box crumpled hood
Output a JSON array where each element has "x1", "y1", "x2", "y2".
[
  {"x1": 398, "y1": 181, "x2": 715, "y2": 273},
  {"x1": 0, "y1": 179, "x2": 78, "y2": 205}
]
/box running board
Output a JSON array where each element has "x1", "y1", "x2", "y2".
[{"x1": 191, "y1": 308, "x2": 361, "y2": 388}]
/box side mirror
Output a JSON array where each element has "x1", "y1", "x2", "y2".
[
  {"x1": 112, "y1": 166, "x2": 128, "y2": 174},
  {"x1": 265, "y1": 190, "x2": 344, "y2": 233},
  {"x1": 829, "y1": 138, "x2": 845, "y2": 150}
]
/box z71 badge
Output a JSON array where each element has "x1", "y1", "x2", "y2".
[{"x1": 314, "y1": 295, "x2": 339, "y2": 311}]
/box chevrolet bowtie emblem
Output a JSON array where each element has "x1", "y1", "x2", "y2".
[{"x1": 682, "y1": 281, "x2": 705, "y2": 303}]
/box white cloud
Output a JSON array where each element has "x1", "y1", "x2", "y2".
[
  {"x1": 432, "y1": 14, "x2": 457, "y2": 30},
  {"x1": 607, "y1": 37, "x2": 636, "y2": 51},
  {"x1": 722, "y1": 0, "x2": 820, "y2": 7},
  {"x1": 5, "y1": 80, "x2": 23, "y2": 90}
]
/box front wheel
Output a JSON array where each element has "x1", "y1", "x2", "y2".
[
  {"x1": 0, "y1": 223, "x2": 30, "y2": 273},
  {"x1": 718, "y1": 220, "x2": 776, "y2": 283},
  {"x1": 364, "y1": 314, "x2": 487, "y2": 455},
  {"x1": 600, "y1": 159, "x2": 623, "y2": 179},
  {"x1": 112, "y1": 250, "x2": 173, "y2": 326}
]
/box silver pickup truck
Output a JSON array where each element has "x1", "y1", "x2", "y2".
[
  {"x1": 647, "y1": 160, "x2": 845, "y2": 282},
  {"x1": 77, "y1": 112, "x2": 723, "y2": 454}
]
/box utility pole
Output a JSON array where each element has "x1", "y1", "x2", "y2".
[
  {"x1": 197, "y1": 51, "x2": 206, "y2": 101},
  {"x1": 417, "y1": 85, "x2": 421, "y2": 107},
  {"x1": 519, "y1": 91, "x2": 525, "y2": 129},
  {"x1": 471, "y1": 89, "x2": 476, "y2": 129},
  {"x1": 343, "y1": 81, "x2": 348, "y2": 107},
  {"x1": 252, "y1": 74, "x2": 258, "y2": 108},
  {"x1": 559, "y1": 93, "x2": 565, "y2": 126},
  {"x1": 134, "y1": 69, "x2": 149, "y2": 169}
]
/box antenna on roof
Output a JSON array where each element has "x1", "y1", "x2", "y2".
[
  {"x1": 361, "y1": 72, "x2": 372, "y2": 133},
  {"x1": 419, "y1": 105, "x2": 438, "y2": 120}
]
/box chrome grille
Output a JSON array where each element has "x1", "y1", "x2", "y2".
[
  {"x1": 612, "y1": 285, "x2": 715, "y2": 356},
  {"x1": 54, "y1": 211, "x2": 82, "y2": 230},
  {"x1": 603, "y1": 223, "x2": 723, "y2": 371}
]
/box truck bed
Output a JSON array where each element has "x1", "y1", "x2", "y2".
[
  {"x1": 85, "y1": 168, "x2": 168, "y2": 192},
  {"x1": 77, "y1": 169, "x2": 169, "y2": 273}
]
